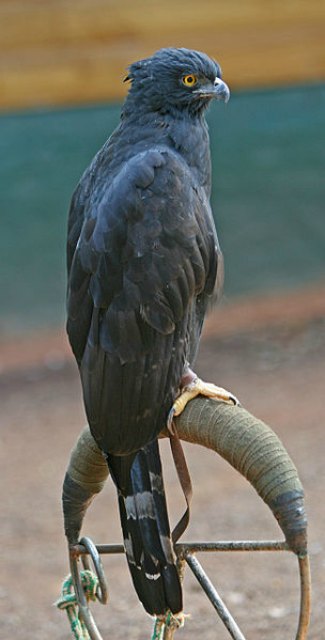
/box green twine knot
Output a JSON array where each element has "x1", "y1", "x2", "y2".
[
  {"x1": 56, "y1": 570, "x2": 99, "y2": 640},
  {"x1": 152, "y1": 611, "x2": 185, "y2": 640}
]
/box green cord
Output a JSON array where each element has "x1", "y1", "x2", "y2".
[
  {"x1": 151, "y1": 611, "x2": 185, "y2": 640},
  {"x1": 151, "y1": 618, "x2": 164, "y2": 640},
  {"x1": 56, "y1": 570, "x2": 99, "y2": 640}
]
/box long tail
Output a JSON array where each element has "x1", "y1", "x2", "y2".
[{"x1": 106, "y1": 439, "x2": 182, "y2": 615}]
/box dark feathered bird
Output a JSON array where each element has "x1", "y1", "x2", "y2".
[{"x1": 66, "y1": 47, "x2": 230, "y2": 617}]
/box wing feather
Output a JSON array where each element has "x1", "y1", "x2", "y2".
[{"x1": 67, "y1": 147, "x2": 219, "y2": 452}]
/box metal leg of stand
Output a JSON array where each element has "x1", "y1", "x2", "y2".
[
  {"x1": 68, "y1": 539, "x2": 311, "y2": 640},
  {"x1": 69, "y1": 537, "x2": 108, "y2": 640},
  {"x1": 185, "y1": 553, "x2": 246, "y2": 640}
]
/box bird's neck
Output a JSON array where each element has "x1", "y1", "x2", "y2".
[
  {"x1": 165, "y1": 112, "x2": 212, "y2": 191},
  {"x1": 117, "y1": 109, "x2": 212, "y2": 191}
]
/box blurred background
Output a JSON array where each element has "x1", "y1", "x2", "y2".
[
  {"x1": 0, "y1": 0, "x2": 324, "y2": 339},
  {"x1": 1, "y1": 2, "x2": 324, "y2": 639}
]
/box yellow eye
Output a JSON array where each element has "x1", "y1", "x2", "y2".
[{"x1": 182, "y1": 74, "x2": 197, "y2": 87}]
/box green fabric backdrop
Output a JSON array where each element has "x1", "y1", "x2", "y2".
[{"x1": 0, "y1": 84, "x2": 324, "y2": 335}]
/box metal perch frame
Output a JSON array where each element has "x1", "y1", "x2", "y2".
[{"x1": 62, "y1": 398, "x2": 311, "y2": 639}]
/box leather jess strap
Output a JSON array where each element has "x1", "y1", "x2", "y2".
[{"x1": 169, "y1": 428, "x2": 193, "y2": 543}]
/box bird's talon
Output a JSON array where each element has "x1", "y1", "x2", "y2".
[
  {"x1": 169, "y1": 377, "x2": 239, "y2": 425},
  {"x1": 167, "y1": 407, "x2": 176, "y2": 433}
]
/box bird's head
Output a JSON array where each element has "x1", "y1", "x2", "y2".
[{"x1": 124, "y1": 48, "x2": 230, "y2": 117}]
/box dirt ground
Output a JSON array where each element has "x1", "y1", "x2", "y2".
[{"x1": 1, "y1": 293, "x2": 324, "y2": 639}]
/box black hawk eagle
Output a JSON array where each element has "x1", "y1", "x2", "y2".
[{"x1": 66, "y1": 47, "x2": 234, "y2": 617}]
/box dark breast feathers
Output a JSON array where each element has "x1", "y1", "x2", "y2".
[{"x1": 67, "y1": 146, "x2": 221, "y2": 455}]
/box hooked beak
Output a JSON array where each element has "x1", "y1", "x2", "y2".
[
  {"x1": 212, "y1": 77, "x2": 230, "y2": 103},
  {"x1": 194, "y1": 77, "x2": 230, "y2": 103}
]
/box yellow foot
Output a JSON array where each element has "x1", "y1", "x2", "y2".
[{"x1": 168, "y1": 377, "x2": 239, "y2": 429}]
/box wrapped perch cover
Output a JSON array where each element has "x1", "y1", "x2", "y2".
[
  {"x1": 63, "y1": 428, "x2": 109, "y2": 545},
  {"x1": 173, "y1": 399, "x2": 307, "y2": 556},
  {"x1": 63, "y1": 398, "x2": 307, "y2": 555}
]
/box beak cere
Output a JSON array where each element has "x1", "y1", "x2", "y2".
[
  {"x1": 213, "y1": 77, "x2": 230, "y2": 103},
  {"x1": 193, "y1": 77, "x2": 230, "y2": 103}
]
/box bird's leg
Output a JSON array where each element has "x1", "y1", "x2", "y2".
[{"x1": 168, "y1": 366, "x2": 239, "y2": 431}]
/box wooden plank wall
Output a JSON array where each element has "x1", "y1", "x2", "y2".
[{"x1": 1, "y1": 0, "x2": 324, "y2": 111}]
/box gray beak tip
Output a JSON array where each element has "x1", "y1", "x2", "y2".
[{"x1": 214, "y1": 78, "x2": 230, "y2": 103}]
